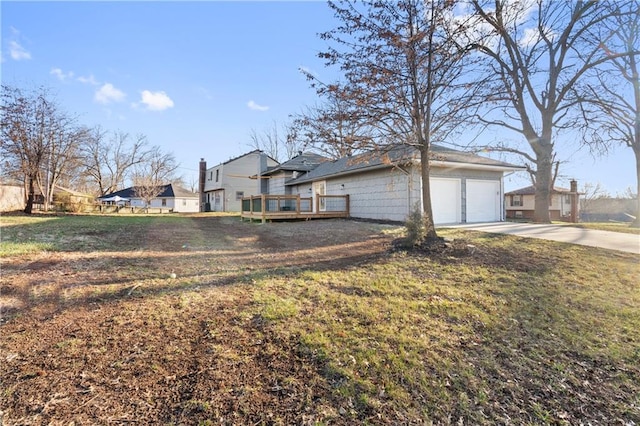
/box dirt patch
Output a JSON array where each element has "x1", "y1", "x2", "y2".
[{"x1": 0, "y1": 217, "x2": 395, "y2": 424}]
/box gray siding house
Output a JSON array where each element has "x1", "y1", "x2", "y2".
[
  {"x1": 201, "y1": 150, "x2": 279, "y2": 212},
  {"x1": 261, "y1": 152, "x2": 329, "y2": 196},
  {"x1": 279, "y1": 145, "x2": 523, "y2": 225}
]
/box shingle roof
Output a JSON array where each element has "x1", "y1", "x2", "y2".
[
  {"x1": 287, "y1": 144, "x2": 523, "y2": 185},
  {"x1": 98, "y1": 183, "x2": 198, "y2": 199},
  {"x1": 505, "y1": 185, "x2": 571, "y2": 196},
  {"x1": 262, "y1": 152, "x2": 329, "y2": 175}
]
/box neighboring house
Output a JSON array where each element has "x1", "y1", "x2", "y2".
[
  {"x1": 1, "y1": 184, "x2": 94, "y2": 212},
  {"x1": 0, "y1": 184, "x2": 25, "y2": 212},
  {"x1": 200, "y1": 150, "x2": 279, "y2": 212},
  {"x1": 99, "y1": 183, "x2": 199, "y2": 213},
  {"x1": 50, "y1": 186, "x2": 94, "y2": 211},
  {"x1": 272, "y1": 144, "x2": 523, "y2": 225},
  {"x1": 505, "y1": 181, "x2": 580, "y2": 222}
]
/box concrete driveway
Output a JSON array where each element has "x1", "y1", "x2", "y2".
[{"x1": 444, "y1": 222, "x2": 640, "y2": 254}]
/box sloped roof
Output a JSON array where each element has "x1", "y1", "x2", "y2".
[
  {"x1": 287, "y1": 144, "x2": 523, "y2": 185},
  {"x1": 505, "y1": 185, "x2": 571, "y2": 196},
  {"x1": 98, "y1": 183, "x2": 198, "y2": 199},
  {"x1": 262, "y1": 152, "x2": 329, "y2": 175},
  {"x1": 209, "y1": 150, "x2": 279, "y2": 168},
  {"x1": 54, "y1": 185, "x2": 93, "y2": 198}
]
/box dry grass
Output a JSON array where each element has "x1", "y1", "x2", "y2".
[
  {"x1": 1, "y1": 214, "x2": 638, "y2": 425},
  {"x1": 556, "y1": 221, "x2": 640, "y2": 235}
]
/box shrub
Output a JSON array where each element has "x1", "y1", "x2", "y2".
[{"x1": 404, "y1": 203, "x2": 427, "y2": 247}]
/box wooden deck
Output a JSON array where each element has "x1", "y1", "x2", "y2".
[{"x1": 241, "y1": 194, "x2": 349, "y2": 223}]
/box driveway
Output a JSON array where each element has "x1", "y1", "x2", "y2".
[{"x1": 445, "y1": 222, "x2": 640, "y2": 254}]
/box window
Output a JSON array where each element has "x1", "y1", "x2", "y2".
[
  {"x1": 209, "y1": 171, "x2": 212, "y2": 181},
  {"x1": 182, "y1": 200, "x2": 187, "y2": 206},
  {"x1": 215, "y1": 169, "x2": 219, "y2": 182},
  {"x1": 511, "y1": 195, "x2": 522, "y2": 207},
  {"x1": 161, "y1": 199, "x2": 167, "y2": 207},
  {"x1": 564, "y1": 195, "x2": 571, "y2": 204},
  {"x1": 236, "y1": 191, "x2": 244, "y2": 201}
]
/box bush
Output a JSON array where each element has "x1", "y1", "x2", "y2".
[{"x1": 404, "y1": 203, "x2": 427, "y2": 247}]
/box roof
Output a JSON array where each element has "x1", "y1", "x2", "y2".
[
  {"x1": 209, "y1": 150, "x2": 279, "y2": 168},
  {"x1": 98, "y1": 183, "x2": 198, "y2": 199},
  {"x1": 261, "y1": 152, "x2": 329, "y2": 176},
  {"x1": 505, "y1": 185, "x2": 572, "y2": 196},
  {"x1": 53, "y1": 185, "x2": 93, "y2": 198},
  {"x1": 287, "y1": 144, "x2": 523, "y2": 185}
]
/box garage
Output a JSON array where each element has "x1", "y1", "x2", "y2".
[
  {"x1": 466, "y1": 179, "x2": 502, "y2": 223},
  {"x1": 430, "y1": 178, "x2": 461, "y2": 224}
]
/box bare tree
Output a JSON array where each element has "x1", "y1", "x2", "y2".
[
  {"x1": 579, "y1": 181, "x2": 609, "y2": 217},
  {"x1": 36, "y1": 122, "x2": 89, "y2": 210},
  {"x1": 81, "y1": 128, "x2": 150, "y2": 196},
  {"x1": 132, "y1": 146, "x2": 180, "y2": 209},
  {"x1": 0, "y1": 85, "x2": 83, "y2": 213},
  {"x1": 315, "y1": 0, "x2": 479, "y2": 240},
  {"x1": 580, "y1": 2, "x2": 640, "y2": 226},
  {"x1": 469, "y1": 0, "x2": 626, "y2": 223},
  {"x1": 248, "y1": 121, "x2": 301, "y2": 162},
  {"x1": 289, "y1": 87, "x2": 374, "y2": 159}
]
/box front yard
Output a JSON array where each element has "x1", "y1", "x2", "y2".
[{"x1": 1, "y1": 214, "x2": 638, "y2": 424}]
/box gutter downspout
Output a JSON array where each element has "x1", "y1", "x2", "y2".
[{"x1": 397, "y1": 164, "x2": 413, "y2": 218}]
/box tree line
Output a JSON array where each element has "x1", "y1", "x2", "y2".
[
  {"x1": 0, "y1": 85, "x2": 179, "y2": 214},
  {"x1": 249, "y1": 0, "x2": 639, "y2": 234}
]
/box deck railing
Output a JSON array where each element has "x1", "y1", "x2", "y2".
[{"x1": 241, "y1": 194, "x2": 349, "y2": 222}]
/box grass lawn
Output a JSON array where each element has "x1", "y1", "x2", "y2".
[
  {"x1": 560, "y1": 221, "x2": 640, "y2": 235},
  {"x1": 1, "y1": 214, "x2": 639, "y2": 424}
]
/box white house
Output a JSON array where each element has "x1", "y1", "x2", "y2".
[
  {"x1": 200, "y1": 150, "x2": 279, "y2": 212},
  {"x1": 280, "y1": 145, "x2": 524, "y2": 225},
  {"x1": 98, "y1": 183, "x2": 199, "y2": 213}
]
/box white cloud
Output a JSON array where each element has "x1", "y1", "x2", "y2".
[
  {"x1": 519, "y1": 26, "x2": 556, "y2": 48},
  {"x1": 95, "y1": 83, "x2": 126, "y2": 104},
  {"x1": 77, "y1": 74, "x2": 99, "y2": 85},
  {"x1": 50, "y1": 68, "x2": 74, "y2": 81},
  {"x1": 247, "y1": 100, "x2": 269, "y2": 111},
  {"x1": 9, "y1": 40, "x2": 31, "y2": 61},
  {"x1": 196, "y1": 86, "x2": 214, "y2": 100},
  {"x1": 139, "y1": 90, "x2": 174, "y2": 111}
]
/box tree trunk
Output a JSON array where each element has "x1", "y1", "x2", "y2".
[
  {"x1": 533, "y1": 146, "x2": 553, "y2": 223},
  {"x1": 24, "y1": 176, "x2": 35, "y2": 214},
  {"x1": 632, "y1": 146, "x2": 640, "y2": 227},
  {"x1": 419, "y1": 146, "x2": 438, "y2": 239}
]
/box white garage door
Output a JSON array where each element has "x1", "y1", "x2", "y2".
[
  {"x1": 430, "y1": 178, "x2": 461, "y2": 224},
  {"x1": 466, "y1": 180, "x2": 501, "y2": 223}
]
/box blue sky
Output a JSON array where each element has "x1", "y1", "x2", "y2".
[{"x1": 1, "y1": 1, "x2": 636, "y2": 195}]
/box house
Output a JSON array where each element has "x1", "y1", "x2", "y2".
[
  {"x1": 261, "y1": 151, "x2": 329, "y2": 195},
  {"x1": 200, "y1": 150, "x2": 279, "y2": 212},
  {"x1": 267, "y1": 144, "x2": 523, "y2": 225},
  {"x1": 1, "y1": 184, "x2": 94, "y2": 212},
  {"x1": 50, "y1": 186, "x2": 94, "y2": 211},
  {"x1": 98, "y1": 183, "x2": 199, "y2": 213},
  {"x1": 505, "y1": 180, "x2": 580, "y2": 222},
  {"x1": 0, "y1": 184, "x2": 25, "y2": 212}
]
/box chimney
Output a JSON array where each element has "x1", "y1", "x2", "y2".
[
  {"x1": 570, "y1": 179, "x2": 578, "y2": 223},
  {"x1": 199, "y1": 158, "x2": 206, "y2": 212}
]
